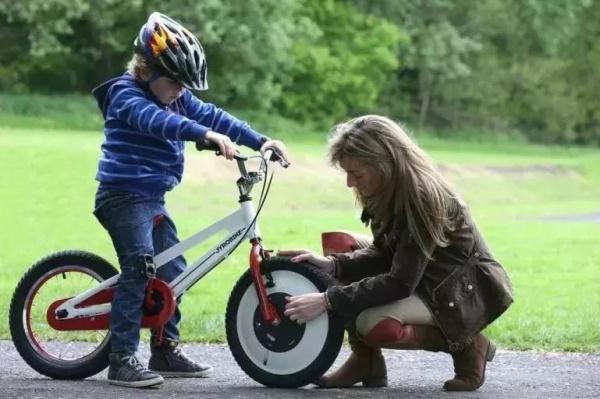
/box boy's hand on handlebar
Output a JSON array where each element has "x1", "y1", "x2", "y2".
[
  {"x1": 260, "y1": 139, "x2": 290, "y2": 165},
  {"x1": 205, "y1": 131, "x2": 237, "y2": 160},
  {"x1": 277, "y1": 249, "x2": 334, "y2": 274}
]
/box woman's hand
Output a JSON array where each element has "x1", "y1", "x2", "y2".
[
  {"x1": 284, "y1": 293, "x2": 327, "y2": 324},
  {"x1": 277, "y1": 249, "x2": 334, "y2": 274},
  {"x1": 260, "y1": 139, "x2": 290, "y2": 164},
  {"x1": 205, "y1": 131, "x2": 237, "y2": 160}
]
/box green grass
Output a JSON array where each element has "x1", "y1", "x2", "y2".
[
  {"x1": 0, "y1": 93, "x2": 325, "y2": 137},
  {"x1": 1, "y1": 121, "x2": 599, "y2": 352},
  {"x1": 0, "y1": 93, "x2": 103, "y2": 131}
]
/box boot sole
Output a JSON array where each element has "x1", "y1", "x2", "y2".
[
  {"x1": 315, "y1": 376, "x2": 388, "y2": 389},
  {"x1": 108, "y1": 376, "x2": 164, "y2": 388},
  {"x1": 443, "y1": 340, "x2": 496, "y2": 391},
  {"x1": 362, "y1": 377, "x2": 388, "y2": 387}
]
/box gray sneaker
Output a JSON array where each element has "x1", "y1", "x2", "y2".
[
  {"x1": 108, "y1": 353, "x2": 164, "y2": 388},
  {"x1": 149, "y1": 339, "x2": 213, "y2": 378}
]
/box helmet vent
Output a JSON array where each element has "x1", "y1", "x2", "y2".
[
  {"x1": 177, "y1": 38, "x2": 188, "y2": 54},
  {"x1": 136, "y1": 12, "x2": 207, "y2": 89}
]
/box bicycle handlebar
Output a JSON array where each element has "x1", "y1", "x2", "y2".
[
  {"x1": 195, "y1": 139, "x2": 247, "y2": 161},
  {"x1": 195, "y1": 139, "x2": 289, "y2": 168}
]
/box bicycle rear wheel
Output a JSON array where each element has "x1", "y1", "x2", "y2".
[
  {"x1": 9, "y1": 250, "x2": 117, "y2": 379},
  {"x1": 226, "y1": 257, "x2": 344, "y2": 388}
]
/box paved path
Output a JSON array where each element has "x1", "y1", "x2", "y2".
[{"x1": 2, "y1": 341, "x2": 599, "y2": 399}]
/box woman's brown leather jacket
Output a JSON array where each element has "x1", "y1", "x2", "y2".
[{"x1": 326, "y1": 207, "x2": 514, "y2": 351}]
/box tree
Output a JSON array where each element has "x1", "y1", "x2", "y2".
[
  {"x1": 277, "y1": 0, "x2": 404, "y2": 124},
  {"x1": 0, "y1": 0, "x2": 147, "y2": 92},
  {"x1": 462, "y1": 0, "x2": 592, "y2": 142},
  {"x1": 0, "y1": 0, "x2": 305, "y2": 109},
  {"x1": 149, "y1": 0, "x2": 309, "y2": 110},
  {"x1": 352, "y1": 0, "x2": 481, "y2": 129}
]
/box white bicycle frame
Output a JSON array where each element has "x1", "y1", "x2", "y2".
[{"x1": 53, "y1": 150, "x2": 278, "y2": 322}]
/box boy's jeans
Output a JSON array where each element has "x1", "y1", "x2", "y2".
[{"x1": 94, "y1": 189, "x2": 186, "y2": 354}]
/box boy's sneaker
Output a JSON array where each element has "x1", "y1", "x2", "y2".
[
  {"x1": 149, "y1": 339, "x2": 213, "y2": 378},
  {"x1": 108, "y1": 352, "x2": 164, "y2": 388}
]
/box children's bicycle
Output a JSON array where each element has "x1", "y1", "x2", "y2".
[{"x1": 9, "y1": 145, "x2": 357, "y2": 388}]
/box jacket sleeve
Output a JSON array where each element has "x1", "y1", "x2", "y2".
[
  {"x1": 331, "y1": 245, "x2": 390, "y2": 282},
  {"x1": 327, "y1": 238, "x2": 431, "y2": 318},
  {"x1": 109, "y1": 83, "x2": 209, "y2": 142},
  {"x1": 181, "y1": 91, "x2": 265, "y2": 150}
]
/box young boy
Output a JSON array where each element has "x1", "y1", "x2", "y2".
[{"x1": 92, "y1": 12, "x2": 289, "y2": 388}]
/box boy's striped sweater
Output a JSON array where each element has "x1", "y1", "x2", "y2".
[{"x1": 92, "y1": 73, "x2": 265, "y2": 195}]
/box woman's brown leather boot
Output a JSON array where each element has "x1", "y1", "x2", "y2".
[
  {"x1": 443, "y1": 333, "x2": 496, "y2": 391},
  {"x1": 315, "y1": 328, "x2": 387, "y2": 388},
  {"x1": 364, "y1": 319, "x2": 495, "y2": 391}
]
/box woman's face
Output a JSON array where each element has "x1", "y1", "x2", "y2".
[
  {"x1": 149, "y1": 76, "x2": 184, "y2": 105},
  {"x1": 339, "y1": 156, "x2": 382, "y2": 198}
]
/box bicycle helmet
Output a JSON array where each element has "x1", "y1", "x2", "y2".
[{"x1": 134, "y1": 12, "x2": 208, "y2": 90}]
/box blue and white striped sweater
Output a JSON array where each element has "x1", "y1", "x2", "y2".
[{"x1": 92, "y1": 73, "x2": 265, "y2": 195}]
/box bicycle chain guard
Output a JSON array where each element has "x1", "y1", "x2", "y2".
[{"x1": 46, "y1": 278, "x2": 176, "y2": 331}]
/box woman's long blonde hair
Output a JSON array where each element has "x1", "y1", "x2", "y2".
[{"x1": 328, "y1": 115, "x2": 462, "y2": 257}]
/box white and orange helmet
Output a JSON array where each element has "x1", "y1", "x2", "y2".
[{"x1": 134, "y1": 12, "x2": 208, "y2": 90}]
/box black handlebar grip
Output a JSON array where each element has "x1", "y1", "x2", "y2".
[
  {"x1": 267, "y1": 150, "x2": 281, "y2": 162},
  {"x1": 195, "y1": 139, "x2": 220, "y2": 152},
  {"x1": 267, "y1": 149, "x2": 290, "y2": 168}
]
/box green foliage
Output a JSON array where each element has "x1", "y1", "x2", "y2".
[
  {"x1": 0, "y1": 0, "x2": 146, "y2": 92},
  {"x1": 561, "y1": 0, "x2": 600, "y2": 144},
  {"x1": 353, "y1": 0, "x2": 482, "y2": 128},
  {"x1": 353, "y1": 0, "x2": 600, "y2": 144},
  {"x1": 455, "y1": 0, "x2": 595, "y2": 143},
  {"x1": 2, "y1": 0, "x2": 90, "y2": 56},
  {"x1": 2, "y1": 0, "x2": 600, "y2": 144},
  {"x1": 150, "y1": 0, "x2": 310, "y2": 110},
  {"x1": 276, "y1": 0, "x2": 404, "y2": 123}
]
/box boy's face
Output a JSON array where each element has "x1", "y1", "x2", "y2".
[{"x1": 149, "y1": 77, "x2": 184, "y2": 105}]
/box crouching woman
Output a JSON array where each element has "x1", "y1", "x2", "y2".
[{"x1": 281, "y1": 115, "x2": 514, "y2": 391}]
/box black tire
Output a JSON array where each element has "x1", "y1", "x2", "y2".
[
  {"x1": 226, "y1": 256, "x2": 344, "y2": 388},
  {"x1": 9, "y1": 250, "x2": 118, "y2": 379}
]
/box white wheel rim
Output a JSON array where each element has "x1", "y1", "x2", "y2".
[
  {"x1": 24, "y1": 265, "x2": 111, "y2": 362},
  {"x1": 236, "y1": 270, "x2": 329, "y2": 375}
]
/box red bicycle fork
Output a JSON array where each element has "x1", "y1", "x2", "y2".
[{"x1": 249, "y1": 239, "x2": 281, "y2": 325}]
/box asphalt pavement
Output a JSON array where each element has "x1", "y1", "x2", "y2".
[{"x1": 2, "y1": 340, "x2": 599, "y2": 399}]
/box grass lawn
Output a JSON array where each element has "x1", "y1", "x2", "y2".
[{"x1": 1, "y1": 125, "x2": 599, "y2": 352}]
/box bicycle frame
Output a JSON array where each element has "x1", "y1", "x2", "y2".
[{"x1": 50, "y1": 150, "x2": 283, "y2": 329}]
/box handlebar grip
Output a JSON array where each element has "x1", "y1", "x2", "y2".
[
  {"x1": 195, "y1": 139, "x2": 220, "y2": 152},
  {"x1": 196, "y1": 138, "x2": 247, "y2": 161},
  {"x1": 264, "y1": 149, "x2": 279, "y2": 162},
  {"x1": 264, "y1": 148, "x2": 290, "y2": 168}
]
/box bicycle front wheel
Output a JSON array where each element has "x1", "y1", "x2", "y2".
[
  {"x1": 226, "y1": 257, "x2": 344, "y2": 388},
  {"x1": 9, "y1": 250, "x2": 117, "y2": 379}
]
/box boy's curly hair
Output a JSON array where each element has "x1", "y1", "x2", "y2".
[{"x1": 126, "y1": 54, "x2": 156, "y2": 80}]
